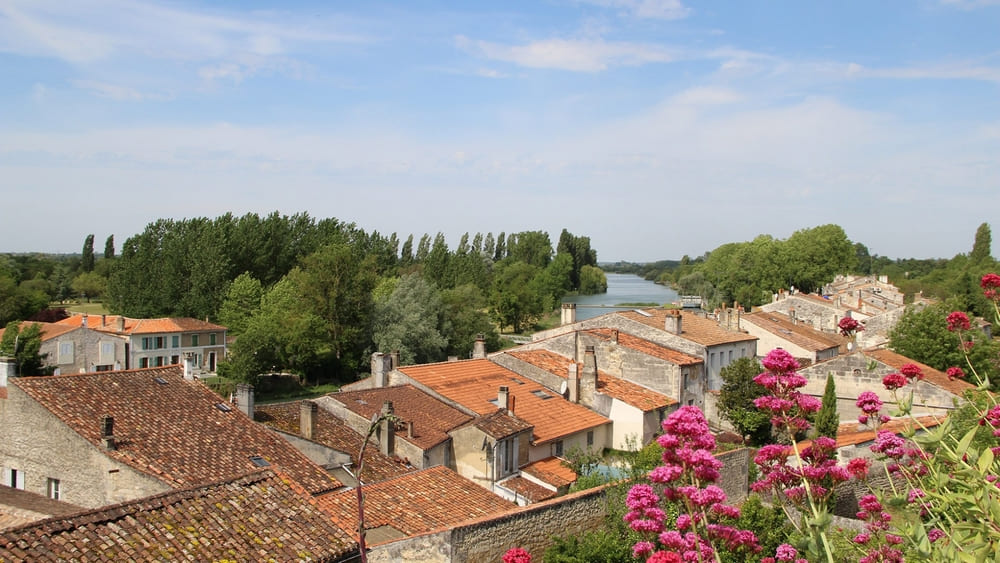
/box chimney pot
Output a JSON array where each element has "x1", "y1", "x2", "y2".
[
  {"x1": 561, "y1": 302, "x2": 577, "y2": 325},
  {"x1": 300, "y1": 401, "x2": 317, "y2": 440},
  {"x1": 235, "y1": 383, "x2": 254, "y2": 419},
  {"x1": 101, "y1": 314, "x2": 106, "y2": 327},
  {"x1": 81, "y1": 313, "x2": 88, "y2": 327},
  {"x1": 390, "y1": 350, "x2": 400, "y2": 370},
  {"x1": 407, "y1": 421, "x2": 414, "y2": 438},
  {"x1": 498, "y1": 386, "x2": 510, "y2": 411},
  {"x1": 183, "y1": 352, "x2": 196, "y2": 380},
  {"x1": 101, "y1": 415, "x2": 115, "y2": 450},
  {"x1": 117, "y1": 316, "x2": 125, "y2": 332},
  {"x1": 472, "y1": 334, "x2": 487, "y2": 359}
]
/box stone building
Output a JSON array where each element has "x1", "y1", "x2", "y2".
[
  {"x1": 741, "y1": 310, "x2": 845, "y2": 365},
  {"x1": 0, "y1": 364, "x2": 338, "y2": 508},
  {"x1": 0, "y1": 321, "x2": 127, "y2": 374}
]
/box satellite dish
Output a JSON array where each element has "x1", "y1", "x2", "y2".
[{"x1": 559, "y1": 380, "x2": 569, "y2": 396}]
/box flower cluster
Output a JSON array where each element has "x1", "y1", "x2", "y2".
[
  {"x1": 760, "y1": 543, "x2": 807, "y2": 563},
  {"x1": 502, "y1": 547, "x2": 532, "y2": 563},
  {"x1": 838, "y1": 316, "x2": 864, "y2": 337},
  {"x1": 753, "y1": 349, "x2": 821, "y2": 434},
  {"x1": 946, "y1": 311, "x2": 971, "y2": 332},
  {"x1": 627, "y1": 406, "x2": 759, "y2": 561},
  {"x1": 853, "y1": 494, "x2": 904, "y2": 563},
  {"x1": 982, "y1": 273, "x2": 1000, "y2": 301},
  {"x1": 981, "y1": 405, "x2": 1000, "y2": 438},
  {"x1": 752, "y1": 437, "x2": 849, "y2": 508},
  {"x1": 881, "y1": 372, "x2": 906, "y2": 391},
  {"x1": 856, "y1": 391, "x2": 888, "y2": 427},
  {"x1": 946, "y1": 366, "x2": 966, "y2": 381},
  {"x1": 899, "y1": 363, "x2": 923, "y2": 381}
]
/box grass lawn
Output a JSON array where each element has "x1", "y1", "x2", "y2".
[{"x1": 51, "y1": 301, "x2": 111, "y2": 315}]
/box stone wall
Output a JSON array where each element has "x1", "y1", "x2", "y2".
[
  {"x1": 43, "y1": 328, "x2": 127, "y2": 374},
  {"x1": 856, "y1": 308, "x2": 906, "y2": 349},
  {"x1": 716, "y1": 447, "x2": 751, "y2": 504},
  {"x1": 761, "y1": 296, "x2": 842, "y2": 333},
  {"x1": 800, "y1": 353, "x2": 963, "y2": 419},
  {"x1": 0, "y1": 384, "x2": 169, "y2": 508}
]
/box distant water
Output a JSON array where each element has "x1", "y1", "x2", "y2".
[{"x1": 563, "y1": 273, "x2": 680, "y2": 321}]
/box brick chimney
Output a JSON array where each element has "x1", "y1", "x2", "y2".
[
  {"x1": 472, "y1": 334, "x2": 487, "y2": 359},
  {"x1": 567, "y1": 363, "x2": 580, "y2": 403},
  {"x1": 183, "y1": 352, "x2": 196, "y2": 380},
  {"x1": 235, "y1": 383, "x2": 254, "y2": 419},
  {"x1": 101, "y1": 415, "x2": 116, "y2": 450},
  {"x1": 664, "y1": 309, "x2": 682, "y2": 335},
  {"x1": 101, "y1": 314, "x2": 107, "y2": 327},
  {"x1": 581, "y1": 346, "x2": 598, "y2": 406},
  {"x1": 561, "y1": 303, "x2": 577, "y2": 325},
  {"x1": 379, "y1": 401, "x2": 395, "y2": 456},
  {"x1": 300, "y1": 400, "x2": 317, "y2": 440},
  {"x1": 371, "y1": 352, "x2": 392, "y2": 388},
  {"x1": 497, "y1": 386, "x2": 510, "y2": 411}
]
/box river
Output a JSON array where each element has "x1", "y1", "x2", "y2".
[{"x1": 562, "y1": 273, "x2": 680, "y2": 321}]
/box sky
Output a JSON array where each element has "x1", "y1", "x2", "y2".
[{"x1": 1, "y1": 0, "x2": 999, "y2": 262}]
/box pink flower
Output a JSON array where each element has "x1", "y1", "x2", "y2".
[
  {"x1": 882, "y1": 372, "x2": 906, "y2": 390},
  {"x1": 775, "y1": 543, "x2": 799, "y2": 561},
  {"x1": 838, "y1": 316, "x2": 864, "y2": 336},
  {"x1": 947, "y1": 311, "x2": 971, "y2": 332},
  {"x1": 927, "y1": 528, "x2": 945, "y2": 542},
  {"x1": 647, "y1": 552, "x2": 682, "y2": 563},
  {"x1": 946, "y1": 366, "x2": 966, "y2": 380},
  {"x1": 502, "y1": 547, "x2": 532, "y2": 563},
  {"x1": 761, "y1": 348, "x2": 800, "y2": 373},
  {"x1": 982, "y1": 273, "x2": 1000, "y2": 291},
  {"x1": 899, "y1": 363, "x2": 923, "y2": 381},
  {"x1": 847, "y1": 457, "x2": 870, "y2": 479},
  {"x1": 856, "y1": 391, "x2": 884, "y2": 415}
]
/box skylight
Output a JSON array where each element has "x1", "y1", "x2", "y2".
[
  {"x1": 215, "y1": 403, "x2": 232, "y2": 412},
  {"x1": 531, "y1": 389, "x2": 554, "y2": 400},
  {"x1": 249, "y1": 456, "x2": 270, "y2": 467},
  {"x1": 154, "y1": 377, "x2": 167, "y2": 385},
  {"x1": 633, "y1": 309, "x2": 653, "y2": 317}
]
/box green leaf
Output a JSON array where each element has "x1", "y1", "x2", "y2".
[{"x1": 978, "y1": 447, "x2": 995, "y2": 475}]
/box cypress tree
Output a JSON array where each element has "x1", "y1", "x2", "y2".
[
  {"x1": 81, "y1": 234, "x2": 95, "y2": 273},
  {"x1": 814, "y1": 373, "x2": 839, "y2": 439}
]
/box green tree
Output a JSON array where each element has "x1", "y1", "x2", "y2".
[
  {"x1": 217, "y1": 272, "x2": 264, "y2": 336},
  {"x1": 440, "y1": 284, "x2": 500, "y2": 358},
  {"x1": 399, "y1": 234, "x2": 414, "y2": 267},
  {"x1": 718, "y1": 357, "x2": 771, "y2": 445},
  {"x1": 490, "y1": 261, "x2": 544, "y2": 333},
  {"x1": 293, "y1": 242, "x2": 378, "y2": 374},
  {"x1": 0, "y1": 321, "x2": 48, "y2": 376},
  {"x1": 81, "y1": 234, "x2": 95, "y2": 273},
  {"x1": 578, "y1": 265, "x2": 607, "y2": 295},
  {"x1": 813, "y1": 374, "x2": 839, "y2": 440},
  {"x1": 507, "y1": 230, "x2": 553, "y2": 268},
  {"x1": 103, "y1": 235, "x2": 115, "y2": 260},
  {"x1": 423, "y1": 232, "x2": 452, "y2": 288},
  {"x1": 785, "y1": 224, "x2": 857, "y2": 294},
  {"x1": 533, "y1": 253, "x2": 573, "y2": 310},
  {"x1": 494, "y1": 232, "x2": 506, "y2": 262},
  {"x1": 456, "y1": 232, "x2": 470, "y2": 255},
  {"x1": 0, "y1": 272, "x2": 49, "y2": 325},
  {"x1": 372, "y1": 274, "x2": 447, "y2": 365},
  {"x1": 889, "y1": 302, "x2": 999, "y2": 382},
  {"x1": 70, "y1": 272, "x2": 106, "y2": 302},
  {"x1": 483, "y1": 232, "x2": 495, "y2": 258},
  {"x1": 971, "y1": 222, "x2": 993, "y2": 265},
  {"x1": 414, "y1": 233, "x2": 431, "y2": 262}
]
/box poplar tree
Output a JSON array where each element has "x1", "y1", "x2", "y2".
[
  {"x1": 81, "y1": 234, "x2": 95, "y2": 273},
  {"x1": 814, "y1": 374, "x2": 839, "y2": 439}
]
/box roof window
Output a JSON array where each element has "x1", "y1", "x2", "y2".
[
  {"x1": 154, "y1": 377, "x2": 168, "y2": 385},
  {"x1": 249, "y1": 456, "x2": 270, "y2": 467},
  {"x1": 215, "y1": 403, "x2": 233, "y2": 412}
]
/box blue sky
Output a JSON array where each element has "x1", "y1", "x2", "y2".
[{"x1": 1, "y1": 0, "x2": 999, "y2": 261}]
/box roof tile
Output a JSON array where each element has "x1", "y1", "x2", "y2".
[{"x1": 618, "y1": 309, "x2": 757, "y2": 346}]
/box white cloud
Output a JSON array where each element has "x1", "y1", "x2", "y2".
[
  {"x1": 671, "y1": 87, "x2": 742, "y2": 105},
  {"x1": 456, "y1": 35, "x2": 675, "y2": 72},
  {"x1": 578, "y1": 0, "x2": 691, "y2": 20},
  {"x1": 847, "y1": 61, "x2": 1000, "y2": 83},
  {"x1": 72, "y1": 80, "x2": 146, "y2": 101}
]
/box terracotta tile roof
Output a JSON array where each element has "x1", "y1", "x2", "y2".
[
  {"x1": 0, "y1": 486, "x2": 83, "y2": 532},
  {"x1": 867, "y1": 348, "x2": 975, "y2": 396},
  {"x1": 506, "y1": 349, "x2": 675, "y2": 412},
  {"x1": 0, "y1": 470, "x2": 357, "y2": 561},
  {"x1": 0, "y1": 322, "x2": 78, "y2": 342},
  {"x1": 618, "y1": 309, "x2": 757, "y2": 346},
  {"x1": 520, "y1": 456, "x2": 578, "y2": 488},
  {"x1": 255, "y1": 401, "x2": 416, "y2": 484},
  {"x1": 316, "y1": 465, "x2": 514, "y2": 546},
  {"x1": 11, "y1": 366, "x2": 339, "y2": 495},
  {"x1": 55, "y1": 314, "x2": 226, "y2": 335},
  {"x1": 399, "y1": 359, "x2": 610, "y2": 445},
  {"x1": 585, "y1": 328, "x2": 703, "y2": 365},
  {"x1": 742, "y1": 311, "x2": 845, "y2": 352},
  {"x1": 472, "y1": 409, "x2": 534, "y2": 440},
  {"x1": 794, "y1": 415, "x2": 944, "y2": 453},
  {"x1": 329, "y1": 385, "x2": 474, "y2": 450},
  {"x1": 501, "y1": 476, "x2": 557, "y2": 502}
]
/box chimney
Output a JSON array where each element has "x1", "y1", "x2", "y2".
[
  {"x1": 789, "y1": 308, "x2": 797, "y2": 325},
  {"x1": 390, "y1": 350, "x2": 400, "y2": 370},
  {"x1": 379, "y1": 401, "x2": 395, "y2": 456},
  {"x1": 101, "y1": 314, "x2": 107, "y2": 327},
  {"x1": 235, "y1": 383, "x2": 255, "y2": 419},
  {"x1": 497, "y1": 385, "x2": 510, "y2": 411},
  {"x1": 561, "y1": 302, "x2": 577, "y2": 325},
  {"x1": 101, "y1": 415, "x2": 116, "y2": 450},
  {"x1": 407, "y1": 421, "x2": 414, "y2": 439},
  {"x1": 472, "y1": 334, "x2": 487, "y2": 359},
  {"x1": 581, "y1": 346, "x2": 598, "y2": 406},
  {"x1": 81, "y1": 313, "x2": 88, "y2": 328},
  {"x1": 612, "y1": 329, "x2": 619, "y2": 344},
  {"x1": 300, "y1": 400, "x2": 317, "y2": 440},
  {"x1": 664, "y1": 310, "x2": 683, "y2": 335},
  {"x1": 117, "y1": 316, "x2": 125, "y2": 333},
  {"x1": 0, "y1": 356, "x2": 15, "y2": 389},
  {"x1": 183, "y1": 352, "x2": 196, "y2": 380},
  {"x1": 448, "y1": 356, "x2": 459, "y2": 362},
  {"x1": 371, "y1": 352, "x2": 388, "y2": 388},
  {"x1": 567, "y1": 363, "x2": 580, "y2": 403}
]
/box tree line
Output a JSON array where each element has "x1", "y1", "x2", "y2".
[{"x1": 1, "y1": 212, "x2": 606, "y2": 382}]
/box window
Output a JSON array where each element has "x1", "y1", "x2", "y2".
[
  {"x1": 142, "y1": 337, "x2": 152, "y2": 350},
  {"x1": 499, "y1": 437, "x2": 517, "y2": 476},
  {"x1": 728, "y1": 350, "x2": 733, "y2": 363},
  {"x1": 155, "y1": 336, "x2": 165, "y2": 349},
  {"x1": 554, "y1": 440, "x2": 564, "y2": 457},
  {"x1": 209, "y1": 333, "x2": 217, "y2": 346},
  {"x1": 47, "y1": 478, "x2": 61, "y2": 500},
  {"x1": 587, "y1": 431, "x2": 594, "y2": 447},
  {"x1": 171, "y1": 355, "x2": 179, "y2": 365},
  {"x1": 172, "y1": 335, "x2": 180, "y2": 348},
  {"x1": 139, "y1": 357, "x2": 149, "y2": 368},
  {"x1": 155, "y1": 356, "x2": 164, "y2": 367},
  {"x1": 99, "y1": 341, "x2": 115, "y2": 365},
  {"x1": 5, "y1": 468, "x2": 24, "y2": 490},
  {"x1": 191, "y1": 334, "x2": 200, "y2": 347},
  {"x1": 58, "y1": 342, "x2": 74, "y2": 364},
  {"x1": 710, "y1": 352, "x2": 716, "y2": 367}
]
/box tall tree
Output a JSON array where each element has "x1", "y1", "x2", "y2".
[
  {"x1": 81, "y1": 234, "x2": 96, "y2": 273},
  {"x1": 490, "y1": 261, "x2": 544, "y2": 333},
  {"x1": 471, "y1": 233, "x2": 483, "y2": 255},
  {"x1": 494, "y1": 232, "x2": 506, "y2": 262},
  {"x1": 415, "y1": 234, "x2": 431, "y2": 263},
  {"x1": 423, "y1": 233, "x2": 452, "y2": 288},
  {"x1": 971, "y1": 222, "x2": 993, "y2": 264},
  {"x1": 440, "y1": 284, "x2": 500, "y2": 359},
  {"x1": 814, "y1": 374, "x2": 839, "y2": 439},
  {"x1": 456, "y1": 233, "x2": 470, "y2": 256},
  {"x1": 718, "y1": 357, "x2": 771, "y2": 445},
  {"x1": 0, "y1": 321, "x2": 48, "y2": 376},
  {"x1": 372, "y1": 273, "x2": 447, "y2": 365},
  {"x1": 103, "y1": 235, "x2": 115, "y2": 260},
  {"x1": 217, "y1": 272, "x2": 264, "y2": 336},
  {"x1": 293, "y1": 242, "x2": 378, "y2": 373},
  {"x1": 70, "y1": 272, "x2": 106, "y2": 302},
  {"x1": 399, "y1": 234, "x2": 414, "y2": 267},
  {"x1": 507, "y1": 230, "x2": 552, "y2": 268},
  {"x1": 483, "y1": 232, "x2": 495, "y2": 258}
]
